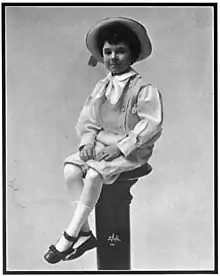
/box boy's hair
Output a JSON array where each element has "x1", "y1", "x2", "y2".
[{"x1": 96, "y1": 22, "x2": 141, "y2": 63}]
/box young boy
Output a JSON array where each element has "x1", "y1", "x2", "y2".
[{"x1": 44, "y1": 17, "x2": 163, "y2": 264}]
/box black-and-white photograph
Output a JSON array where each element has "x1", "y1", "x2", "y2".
[{"x1": 4, "y1": 3, "x2": 216, "y2": 272}]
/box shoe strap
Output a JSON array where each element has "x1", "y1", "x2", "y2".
[
  {"x1": 63, "y1": 231, "x2": 77, "y2": 242},
  {"x1": 79, "y1": 230, "x2": 93, "y2": 237}
]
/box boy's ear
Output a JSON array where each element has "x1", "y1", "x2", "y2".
[{"x1": 88, "y1": 55, "x2": 98, "y2": 67}]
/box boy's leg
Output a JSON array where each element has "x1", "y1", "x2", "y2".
[
  {"x1": 55, "y1": 164, "x2": 84, "y2": 251},
  {"x1": 64, "y1": 164, "x2": 90, "y2": 232},
  {"x1": 64, "y1": 164, "x2": 84, "y2": 200},
  {"x1": 65, "y1": 168, "x2": 103, "y2": 237},
  {"x1": 56, "y1": 167, "x2": 103, "y2": 251}
]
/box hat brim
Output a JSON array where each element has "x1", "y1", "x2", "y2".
[{"x1": 86, "y1": 17, "x2": 152, "y2": 64}]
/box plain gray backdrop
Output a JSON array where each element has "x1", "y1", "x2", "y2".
[{"x1": 6, "y1": 6, "x2": 214, "y2": 271}]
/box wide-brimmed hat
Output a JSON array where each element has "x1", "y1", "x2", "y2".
[{"x1": 86, "y1": 17, "x2": 152, "y2": 66}]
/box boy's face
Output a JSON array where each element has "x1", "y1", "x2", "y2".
[{"x1": 102, "y1": 41, "x2": 132, "y2": 75}]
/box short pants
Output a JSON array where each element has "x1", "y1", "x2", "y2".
[{"x1": 64, "y1": 141, "x2": 143, "y2": 184}]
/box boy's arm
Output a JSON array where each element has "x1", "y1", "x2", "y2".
[{"x1": 96, "y1": 131, "x2": 124, "y2": 146}]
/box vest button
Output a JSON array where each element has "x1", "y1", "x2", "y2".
[{"x1": 121, "y1": 107, "x2": 125, "y2": 112}]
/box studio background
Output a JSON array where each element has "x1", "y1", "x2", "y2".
[{"x1": 6, "y1": 6, "x2": 214, "y2": 271}]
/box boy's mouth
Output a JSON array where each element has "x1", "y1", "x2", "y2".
[{"x1": 110, "y1": 63, "x2": 119, "y2": 67}]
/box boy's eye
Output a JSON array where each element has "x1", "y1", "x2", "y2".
[
  {"x1": 117, "y1": 49, "x2": 125, "y2": 54},
  {"x1": 116, "y1": 47, "x2": 128, "y2": 54},
  {"x1": 103, "y1": 47, "x2": 128, "y2": 56},
  {"x1": 104, "y1": 49, "x2": 111, "y2": 55}
]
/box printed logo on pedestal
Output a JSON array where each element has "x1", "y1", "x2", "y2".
[{"x1": 107, "y1": 233, "x2": 121, "y2": 246}]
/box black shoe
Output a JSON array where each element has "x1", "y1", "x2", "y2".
[
  {"x1": 44, "y1": 231, "x2": 78, "y2": 264},
  {"x1": 63, "y1": 231, "x2": 97, "y2": 261}
]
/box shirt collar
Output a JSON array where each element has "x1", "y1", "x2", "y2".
[
  {"x1": 107, "y1": 67, "x2": 138, "y2": 82},
  {"x1": 93, "y1": 67, "x2": 138, "y2": 105}
]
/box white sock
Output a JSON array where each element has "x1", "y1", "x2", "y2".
[
  {"x1": 55, "y1": 202, "x2": 92, "y2": 252},
  {"x1": 66, "y1": 201, "x2": 92, "y2": 238}
]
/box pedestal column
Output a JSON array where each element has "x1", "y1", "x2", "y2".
[{"x1": 95, "y1": 179, "x2": 137, "y2": 270}]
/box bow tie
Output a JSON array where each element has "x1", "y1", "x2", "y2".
[{"x1": 95, "y1": 69, "x2": 137, "y2": 105}]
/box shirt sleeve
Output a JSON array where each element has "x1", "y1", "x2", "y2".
[
  {"x1": 75, "y1": 84, "x2": 103, "y2": 149},
  {"x1": 117, "y1": 84, "x2": 163, "y2": 157}
]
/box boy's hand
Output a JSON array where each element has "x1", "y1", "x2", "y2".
[
  {"x1": 79, "y1": 144, "x2": 95, "y2": 161},
  {"x1": 96, "y1": 145, "x2": 121, "y2": 162}
]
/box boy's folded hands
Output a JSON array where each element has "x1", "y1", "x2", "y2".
[
  {"x1": 96, "y1": 145, "x2": 121, "y2": 162},
  {"x1": 79, "y1": 144, "x2": 95, "y2": 161},
  {"x1": 80, "y1": 144, "x2": 122, "y2": 162}
]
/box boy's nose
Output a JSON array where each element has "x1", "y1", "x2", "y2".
[{"x1": 111, "y1": 52, "x2": 117, "y2": 60}]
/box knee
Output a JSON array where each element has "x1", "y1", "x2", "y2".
[
  {"x1": 85, "y1": 169, "x2": 102, "y2": 185},
  {"x1": 63, "y1": 164, "x2": 82, "y2": 185}
]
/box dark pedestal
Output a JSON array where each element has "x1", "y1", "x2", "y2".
[
  {"x1": 95, "y1": 179, "x2": 137, "y2": 270},
  {"x1": 95, "y1": 163, "x2": 152, "y2": 270}
]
